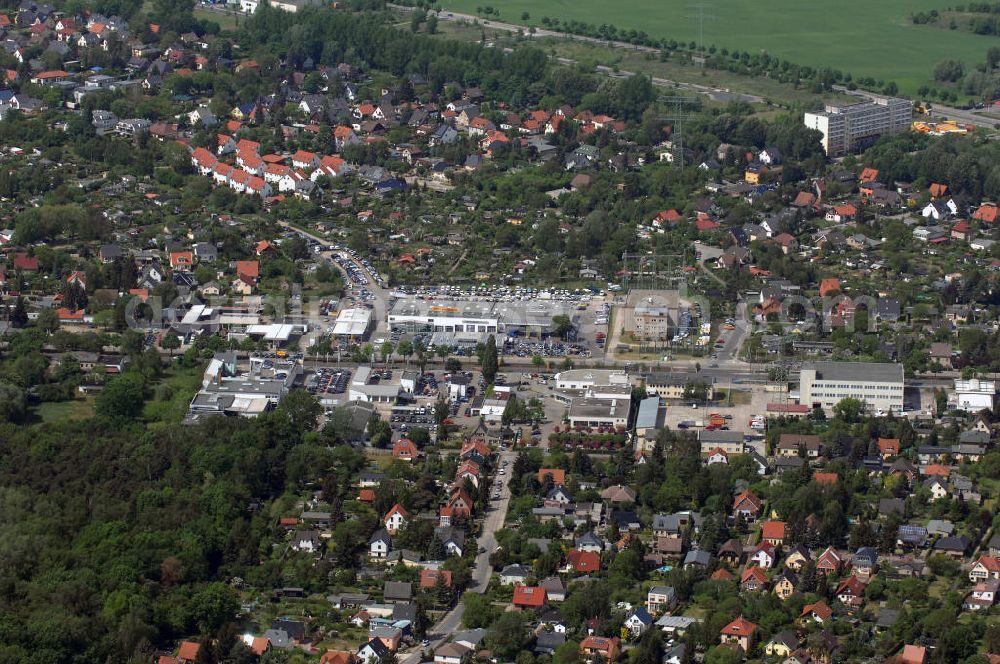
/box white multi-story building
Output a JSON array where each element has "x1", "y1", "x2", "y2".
[
  {"x1": 953, "y1": 378, "x2": 997, "y2": 413},
  {"x1": 798, "y1": 361, "x2": 904, "y2": 413},
  {"x1": 804, "y1": 96, "x2": 911, "y2": 156}
]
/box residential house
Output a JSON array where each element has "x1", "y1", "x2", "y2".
[
  {"x1": 816, "y1": 547, "x2": 843, "y2": 575},
  {"x1": 513, "y1": 585, "x2": 547, "y2": 609},
  {"x1": 732, "y1": 489, "x2": 762, "y2": 522},
  {"x1": 579, "y1": 636, "x2": 620, "y2": 662},
  {"x1": 719, "y1": 616, "x2": 757, "y2": 652},
  {"x1": 646, "y1": 586, "x2": 675, "y2": 614},
  {"x1": 624, "y1": 607, "x2": 654, "y2": 637},
  {"x1": 383, "y1": 504, "x2": 409, "y2": 534},
  {"x1": 773, "y1": 570, "x2": 798, "y2": 600}
]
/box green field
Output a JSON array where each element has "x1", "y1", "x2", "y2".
[{"x1": 436, "y1": 0, "x2": 998, "y2": 94}]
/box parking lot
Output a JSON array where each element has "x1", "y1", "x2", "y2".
[{"x1": 660, "y1": 387, "x2": 775, "y2": 442}]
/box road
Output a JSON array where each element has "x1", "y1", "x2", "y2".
[
  {"x1": 277, "y1": 221, "x2": 393, "y2": 341},
  {"x1": 399, "y1": 449, "x2": 517, "y2": 664},
  {"x1": 390, "y1": 4, "x2": 763, "y2": 105},
  {"x1": 716, "y1": 300, "x2": 751, "y2": 363}
]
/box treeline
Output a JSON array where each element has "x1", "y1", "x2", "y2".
[
  {"x1": 861, "y1": 128, "x2": 1000, "y2": 202},
  {"x1": 242, "y1": 6, "x2": 549, "y2": 107},
  {"x1": 0, "y1": 358, "x2": 350, "y2": 662}
]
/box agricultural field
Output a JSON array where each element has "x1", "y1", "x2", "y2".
[{"x1": 435, "y1": 0, "x2": 998, "y2": 94}]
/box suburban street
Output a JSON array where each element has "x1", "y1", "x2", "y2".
[{"x1": 399, "y1": 449, "x2": 517, "y2": 664}]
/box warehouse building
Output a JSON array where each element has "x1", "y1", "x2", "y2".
[{"x1": 798, "y1": 361, "x2": 904, "y2": 413}]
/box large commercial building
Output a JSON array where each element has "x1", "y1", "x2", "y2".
[
  {"x1": 332, "y1": 307, "x2": 373, "y2": 340},
  {"x1": 388, "y1": 298, "x2": 576, "y2": 337},
  {"x1": 798, "y1": 361, "x2": 904, "y2": 413},
  {"x1": 555, "y1": 369, "x2": 630, "y2": 391},
  {"x1": 803, "y1": 96, "x2": 911, "y2": 156},
  {"x1": 188, "y1": 352, "x2": 302, "y2": 418},
  {"x1": 568, "y1": 397, "x2": 631, "y2": 429},
  {"x1": 953, "y1": 378, "x2": 997, "y2": 413}
]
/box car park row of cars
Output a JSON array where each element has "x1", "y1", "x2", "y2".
[{"x1": 390, "y1": 284, "x2": 602, "y2": 303}]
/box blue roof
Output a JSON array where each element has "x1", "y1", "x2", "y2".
[
  {"x1": 636, "y1": 396, "x2": 661, "y2": 429},
  {"x1": 631, "y1": 606, "x2": 653, "y2": 624}
]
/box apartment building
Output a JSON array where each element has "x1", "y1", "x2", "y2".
[{"x1": 804, "y1": 96, "x2": 911, "y2": 156}]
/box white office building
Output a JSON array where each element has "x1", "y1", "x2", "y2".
[
  {"x1": 799, "y1": 361, "x2": 904, "y2": 413},
  {"x1": 804, "y1": 96, "x2": 911, "y2": 156},
  {"x1": 555, "y1": 369, "x2": 630, "y2": 391},
  {"x1": 953, "y1": 378, "x2": 997, "y2": 413}
]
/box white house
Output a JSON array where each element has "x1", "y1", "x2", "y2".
[
  {"x1": 291, "y1": 530, "x2": 321, "y2": 553},
  {"x1": 749, "y1": 543, "x2": 776, "y2": 569},
  {"x1": 499, "y1": 564, "x2": 530, "y2": 585},
  {"x1": 966, "y1": 579, "x2": 999, "y2": 611},
  {"x1": 646, "y1": 586, "x2": 676, "y2": 614},
  {"x1": 434, "y1": 643, "x2": 471, "y2": 664},
  {"x1": 369, "y1": 529, "x2": 391, "y2": 559},
  {"x1": 970, "y1": 555, "x2": 1000, "y2": 582},
  {"x1": 624, "y1": 608, "x2": 654, "y2": 637},
  {"x1": 357, "y1": 639, "x2": 389, "y2": 664},
  {"x1": 384, "y1": 504, "x2": 409, "y2": 534}
]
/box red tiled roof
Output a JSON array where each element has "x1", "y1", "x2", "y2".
[
  {"x1": 720, "y1": 616, "x2": 757, "y2": 636},
  {"x1": 512, "y1": 585, "x2": 546, "y2": 607},
  {"x1": 761, "y1": 521, "x2": 785, "y2": 540}
]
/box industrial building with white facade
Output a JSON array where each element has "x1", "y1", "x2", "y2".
[{"x1": 798, "y1": 361, "x2": 905, "y2": 413}]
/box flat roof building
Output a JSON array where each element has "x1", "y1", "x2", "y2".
[
  {"x1": 799, "y1": 361, "x2": 904, "y2": 413},
  {"x1": 804, "y1": 96, "x2": 911, "y2": 156},
  {"x1": 953, "y1": 378, "x2": 997, "y2": 413},
  {"x1": 332, "y1": 307, "x2": 373, "y2": 340},
  {"x1": 188, "y1": 353, "x2": 302, "y2": 418},
  {"x1": 568, "y1": 397, "x2": 631, "y2": 429},
  {"x1": 555, "y1": 369, "x2": 630, "y2": 391},
  {"x1": 387, "y1": 298, "x2": 576, "y2": 337},
  {"x1": 698, "y1": 429, "x2": 745, "y2": 455},
  {"x1": 635, "y1": 396, "x2": 663, "y2": 450}
]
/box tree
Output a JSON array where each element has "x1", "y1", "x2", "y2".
[
  {"x1": 188, "y1": 582, "x2": 239, "y2": 633},
  {"x1": 398, "y1": 340, "x2": 414, "y2": 365},
  {"x1": 933, "y1": 59, "x2": 964, "y2": 82},
  {"x1": 161, "y1": 331, "x2": 181, "y2": 356},
  {"x1": 552, "y1": 314, "x2": 574, "y2": 339},
  {"x1": 381, "y1": 340, "x2": 394, "y2": 364},
  {"x1": 0, "y1": 382, "x2": 26, "y2": 423},
  {"x1": 36, "y1": 307, "x2": 60, "y2": 335},
  {"x1": 277, "y1": 389, "x2": 323, "y2": 434},
  {"x1": 833, "y1": 397, "x2": 864, "y2": 423},
  {"x1": 480, "y1": 336, "x2": 498, "y2": 385},
  {"x1": 95, "y1": 372, "x2": 146, "y2": 420},
  {"x1": 10, "y1": 296, "x2": 27, "y2": 328}
]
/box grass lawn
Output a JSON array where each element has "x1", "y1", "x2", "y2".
[
  {"x1": 434, "y1": 0, "x2": 997, "y2": 95},
  {"x1": 142, "y1": 362, "x2": 205, "y2": 423},
  {"x1": 195, "y1": 7, "x2": 241, "y2": 31},
  {"x1": 33, "y1": 396, "x2": 95, "y2": 424}
]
